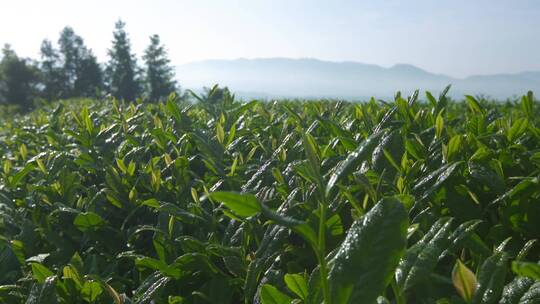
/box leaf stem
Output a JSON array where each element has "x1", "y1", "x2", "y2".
[
  {"x1": 318, "y1": 201, "x2": 331, "y2": 304},
  {"x1": 391, "y1": 279, "x2": 406, "y2": 304}
]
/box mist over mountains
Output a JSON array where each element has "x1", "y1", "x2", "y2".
[{"x1": 176, "y1": 58, "x2": 540, "y2": 100}]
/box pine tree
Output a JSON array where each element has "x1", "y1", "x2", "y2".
[
  {"x1": 57, "y1": 27, "x2": 103, "y2": 98},
  {"x1": 0, "y1": 44, "x2": 40, "y2": 109},
  {"x1": 74, "y1": 52, "x2": 102, "y2": 97},
  {"x1": 39, "y1": 39, "x2": 65, "y2": 100},
  {"x1": 58, "y1": 27, "x2": 81, "y2": 95},
  {"x1": 106, "y1": 20, "x2": 141, "y2": 101},
  {"x1": 143, "y1": 34, "x2": 177, "y2": 101}
]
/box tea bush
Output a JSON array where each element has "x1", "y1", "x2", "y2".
[{"x1": 0, "y1": 87, "x2": 539, "y2": 303}]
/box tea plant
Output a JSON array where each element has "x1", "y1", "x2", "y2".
[{"x1": 0, "y1": 87, "x2": 539, "y2": 303}]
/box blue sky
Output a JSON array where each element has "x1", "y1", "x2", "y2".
[{"x1": 1, "y1": 0, "x2": 538, "y2": 77}]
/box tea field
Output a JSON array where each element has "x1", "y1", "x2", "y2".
[{"x1": 0, "y1": 87, "x2": 539, "y2": 303}]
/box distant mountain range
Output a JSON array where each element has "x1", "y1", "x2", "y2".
[{"x1": 176, "y1": 58, "x2": 540, "y2": 100}]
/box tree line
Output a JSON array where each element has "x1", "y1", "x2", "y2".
[{"x1": 0, "y1": 20, "x2": 177, "y2": 110}]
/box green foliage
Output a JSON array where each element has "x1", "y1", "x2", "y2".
[
  {"x1": 209, "y1": 191, "x2": 262, "y2": 218},
  {"x1": 452, "y1": 259, "x2": 477, "y2": 302},
  {"x1": 4, "y1": 22, "x2": 180, "y2": 109},
  {"x1": 261, "y1": 284, "x2": 293, "y2": 304},
  {"x1": 328, "y1": 198, "x2": 408, "y2": 304},
  {"x1": 512, "y1": 262, "x2": 540, "y2": 281},
  {"x1": 57, "y1": 26, "x2": 103, "y2": 98},
  {"x1": 39, "y1": 39, "x2": 66, "y2": 101},
  {"x1": 105, "y1": 19, "x2": 142, "y2": 101},
  {"x1": 143, "y1": 34, "x2": 177, "y2": 102},
  {"x1": 0, "y1": 89, "x2": 539, "y2": 303},
  {"x1": 0, "y1": 44, "x2": 40, "y2": 109}
]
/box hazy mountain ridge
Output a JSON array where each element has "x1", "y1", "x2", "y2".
[{"x1": 176, "y1": 58, "x2": 540, "y2": 99}]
